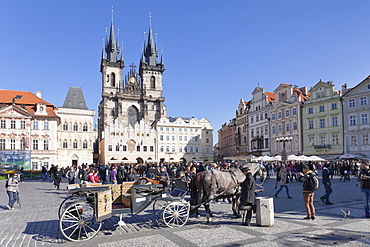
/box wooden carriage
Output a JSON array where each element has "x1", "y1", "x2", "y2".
[{"x1": 58, "y1": 182, "x2": 189, "y2": 242}]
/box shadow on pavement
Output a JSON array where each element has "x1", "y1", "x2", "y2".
[{"x1": 23, "y1": 219, "x2": 66, "y2": 244}]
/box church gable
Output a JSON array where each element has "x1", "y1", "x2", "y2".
[{"x1": 0, "y1": 105, "x2": 32, "y2": 118}]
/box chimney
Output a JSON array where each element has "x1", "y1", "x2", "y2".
[
  {"x1": 36, "y1": 91, "x2": 42, "y2": 99},
  {"x1": 341, "y1": 84, "x2": 347, "y2": 92}
]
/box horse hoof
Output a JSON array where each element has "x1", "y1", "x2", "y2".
[
  {"x1": 196, "y1": 214, "x2": 201, "y2": 219},
  {"x1": 207, "y1": 218, "x2": 213, "y2": 223}
]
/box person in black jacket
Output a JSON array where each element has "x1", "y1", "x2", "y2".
[
  {"x1": 239, "y1": 165, "x2": 258, "y2": 226},
  {"x1": 320, "y1": 163, "x2": 334, "y2": 205},
  {"x1": 54, "y1": 166, "x2": 63, "y2": 190},
  {"x1": 116, "y1": 164, "x2": 126, "y2": 184}
]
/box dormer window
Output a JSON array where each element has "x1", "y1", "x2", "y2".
[{"x1": 37, "y1": 103, "x2": 47, "y2": 115}]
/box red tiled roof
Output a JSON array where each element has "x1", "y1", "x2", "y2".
[
  {"x1": 0, "y1": 90, "x2": 58, "y2": 118},
  {"x1": 264, "y1": 92, "x2": 275, "y2": 102}
]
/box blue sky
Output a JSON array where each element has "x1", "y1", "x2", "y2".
[{"x1": 1, "y1": 1, "x2": 370, "y2": 142}]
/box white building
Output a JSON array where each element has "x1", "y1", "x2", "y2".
[
  {"x1": 156, "y1": 117, "x2": 213, "y2": 163},
  {"x1": 342, "y1": 76, "x2": 370, "y2": 159},
  {"x1": 0, "y1": 90, "x2": 59, "y2": 170},
  {"x1": 56, "y1": 87, "x2": 96, "y2": 167}
]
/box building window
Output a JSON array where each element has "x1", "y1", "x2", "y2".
[
  {"x1": 33, "y1": 140, "x2": 38, "y2": 150},
  {"x1": 250, "y1": 117, "x2": 254, "y2": 123},
  {"x1": 20, "y1": 138, "x2": 26, "y2": 150},
  {"x1": 83, "y1": 140, "x2": 88, "y2": 149},
  {"x1": 166, "y1": 135, "x2": 169, "y2": 141},
  {"x1": 136, "y1": 146, "x2": 141, "y2": 152},
  {"x1": 331, "y1": 103, "x2": 337, "y2": 110},
  {"x1": 308, "y1": 120, "x2": 314, "y2": 129},
  {"x1": 171, "y1": 146, "x2": 175, "y2": 152},
  {"x1": 184, "y1": 146, "x2": 188, "y2": 152},
  {"x1": 160, "y1": 127, "x2": 163, "y2": 131},
  {"x1": 190, "y1": 146, "x2": 193, "y2": 153},
  {"x1": 256, "y1": 115, "x2": 259, "y2": 122},
  {"x1": 83, "y1": 123, "x2": 88, "y2": 131},
  {"x1": 0, "y1": 120, "x2": 6, "y2": 129},
  {"x1": 206, "y1": 137, "x2": 209, "y2": 143},
  {"x1": 143, "y1": 146, "x2": 148, "y2": 152},
  {"x1": 184, "y1": 136, "x2": 188, "y2": 142},
  {"x1": 44, "y1": 140, "x2": 49, "y2": 150},
  {"x1": 160, "y1": 135, "x2": 163, "y2": 141},
  {"x1": 10, "y1": 139, "x2": 15, "y2": 150},
  {"x1": 0, "y1": 139, "x2": 5, "y2": 149},
  {"x1": 44, "y1": 121, "x2": 49, "y2": 130},
  {"x1": 278, "y1": 125, "x2": 282, "y2": 132},
  {"x1": 33, "y1": 121, "x2": 38, "y2": 130},
  {"x1": 272, "y1": 126, "x2": 276, "y2": 134},
  {"x1": 73, "y1": 140, "x2": 78, "y2": 149},
  {"x1": 351, "y1": 135, "x2": 357, "y2": 146},
  {"x1": 278, "y1": 112, "x2": 282, "y2": 119},
  {"x1": 108, "y1": 145, "x2": 112, "y2": 151},
  {"x1": 308, "y1": 137, "x2": 314, "y2": 146},
  {"x1": 332, "y1": 134, "x2": 339, "y2": 145},
  {"x1": 320, "y1": 136, "x2": 326, "y2": 144},
  {"x1": 20, "y1": 120, "x2": 25, "y2": 129},
  {"x1": 286, "y1": 123, "x2": 290, "y2": 131},
  {"x1": 320, "y1": 119, "x2": 325, "y2": 128},
  {"x1": 349, "y1": 116, "x2": 356, "y2": 126},
  {"x1": 172, "y1": 136, "x2": 175, "y2": 141},
  {"x1": 10, "y1": 120, "x2": 16, "y2": 129},
  {"x1": 362, "y1": 114, "x2": 368, "y2": 125},
  {"x1": 349, "y1": 99, "x2": 356, "y2": 107},
  {"x1": 160, "y1": 146, "x2": 164, "y2": 152},
  {"x1": 292, "y1": 108, "x2": 297, "y2": 115},
  {"x1": 285, "y1": 110, "x2": 290, "y2": 117},
  {"x1": 166, "y1": 146, "x2": 169, "y2": 152},
  {"x1": 363, "y1": 134, "x2": 369, "y2": 145},
  {"x1": 195, "y1": 146, "x2": 199, "y2": 152},
  {"x1": 63, "y1": 122, "x2": 68, "y2": 130},
  {"x1": 265, "y1": 139, "x2": 269, "y2": 149},
  {"x1": 360, "y1": 97, "x2": 368, "y2": 105},
  {"x1": 293, "y1": 122, "x2": 298, "y2": 130},
  {"x1": 271, "y1": 114, "x2": 276, "y2": 120},
  {"x1": 308, "y1": 108, "x2": 313, "y2": 114},
  {"x1": 122, "y1": 145, "x2": 127, "y2": 151},
  {"x1": 73, "y1": 122, "x2": 78, "y2": 131},
  {"x1": 206, "y1": 147, "x2": 210, "y2": 153},
  {"x1": 116, "y1": 144, "x2": 120, "y2": 151},
  {"x1": 63, "y1": 140, "x2": 68, "y2": 148},
  {"x1": 332, "y1": 117, "x2": 338, "y2": 126},
  {"x1": 319, "y1": 105, "x2": 325, "y2": 112}
]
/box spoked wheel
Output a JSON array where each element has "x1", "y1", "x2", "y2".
[
  {"x1": 59, "y1": 201, "x2": 102, "y2": 242},
  {"x1": 58, "y1": 196, "x2": 82, "y2": 219},
  {"x1": 153, "y1": 199, "x2": 167, "y2": 218},
  {"x1": 161, "y1": 201, "x2": 189, "y2": 228}
]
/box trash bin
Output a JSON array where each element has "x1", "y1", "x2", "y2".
[{"x1": 256, "y1": 197, "x2": 274, "y2": 227}]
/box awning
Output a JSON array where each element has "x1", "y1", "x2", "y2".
[
  {"x1": 223, "y1": 156, "x2": 256, "y2": 161},
  {"x1": 316, "y1": 154, "x2": 340, "y2": 160}
]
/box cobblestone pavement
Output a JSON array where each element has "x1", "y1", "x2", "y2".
[{"x1": 1, "y1": 175, "x2": 370, "y2": 246}]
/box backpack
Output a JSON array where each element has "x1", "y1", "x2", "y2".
[
  {"x1": 5, "y1": 179, "x2": 8, "y2": 188},
  {"x1": 307, "y1": 173, "x2": 319, "y2": 191}
]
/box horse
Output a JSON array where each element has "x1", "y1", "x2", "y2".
[{"x1": 192, "y1": 162, "x2": 266, "y2": 222}]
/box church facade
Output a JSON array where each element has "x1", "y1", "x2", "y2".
[{"x1": 97, "y1": 17, "x2": 213, "y2": 164}]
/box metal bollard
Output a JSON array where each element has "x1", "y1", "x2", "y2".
[{"x1": 256, "y1": 197, "x2": 274, "y2": 227}]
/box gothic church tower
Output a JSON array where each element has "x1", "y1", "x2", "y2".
[{"x1": 98, "y1": 14, "x2": 166, "y2": 141}]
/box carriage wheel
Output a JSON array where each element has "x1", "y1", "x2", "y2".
[
  {"x1": 58, "y1": 196, "x2": 81, "y2": 219},
  {"x1": 161, "y1": 201, "x2": 189, "y2": 228},
  {"x1": 59, "y1": 201, "x2": 102, "y2": 242},
  {"x1": 153, "y1": 199, "x2": 167, "y2": 218}
]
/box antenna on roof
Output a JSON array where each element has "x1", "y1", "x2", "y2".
[
  {"x1": 149, "y1": 12, "x2": 152, "y2": 27},
  {"x1": 111, "y1": 6, "x2": 114, "y2": 22}
]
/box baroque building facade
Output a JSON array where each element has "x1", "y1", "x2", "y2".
[
  {"x1": 270, "y1": 84, "x2": 307, "y2": 157},
  {"x1": 0, "y1": 90, "x2": 59, "y2": 170},
  {"x1": 57, "y1": 87, "x2": 96, "y2": 167},
  {"x1": 342, "y1": 76, "x2": 370, "y2": 158},
  {"x1": 302, "y1": 80, "x2": 343, "y2": 159}
]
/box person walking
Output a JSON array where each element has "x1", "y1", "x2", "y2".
[
  {"x1": 66, "y1": 167, "x2": 76, "y2": 184},
  {"x1": 357, "y1": 162, "x2": 370, "y2": 218},
  {"x1": 6, "y1": 173, "x2": 20, "y2": 210},
  {"x1": 110, "y1": 166, "x2": 117, "y2": 184},
  {"x1": 298, "y1": 164, "x2": 318, "y2": 220},
  {"x1": 320, "y1": 163, "x2": 334, "y2": 205},
  {"x1": 54, "y1": 166, "x2": 63, "y2": 190},
  {"x1": 274, "y1": 165, "x2": 292, "y2": 199}
]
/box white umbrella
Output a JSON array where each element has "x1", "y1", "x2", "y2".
[
  {"x1": 297, "y1": 155, "x2": 310, "y2": 161},
  {"x1": 271, "y1": 155, "x2": 282, "y2": 161},
  {"x1": 309, "y1": 155, "x2": 326, "y2": 161},
  {"x1": 338, "y1": 154, "x2": 355, "y2": 159},
  {"x1": 287, "y1": 154, "x2": 299, "y2": 161}
]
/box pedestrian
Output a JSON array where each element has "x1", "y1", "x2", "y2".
[
  {"x1": 78, "y1": 165, "x2": 88, "y2": 183},
  {"x1": 320, "y1": 163, "x2": 334, "y2": 205},
  {"x1": 125, "y1": 167, "x2": 137, "y2": 181},
  {"x1": 238, "y1": 165, "x2": 263, "y2": 226},
  {"x1": 110, "y1": 166, "x2": 117, "y2": 184},
  {"x1": 357, "y1": 162, "x2": 370, "y2": 218},
  {"x1": 18, "y1": 168, "x2": 25, "y2": 183},
  {"x1": 189, "y1": 166, "x2": 200, "y2": 218},
  {"x1": 6, "y1": 173, "x2": 19, "y2": 210},
  {"x1": 54, "y1": 166, "x2": 62, "y2": 190},
  {"x1": 49, "y1": 164, "x2": 56, "y2": 183},
  {"x1": 274, "y1": 163, "x2": 282, "y2": 189},
  {"x1": 41, "y1": 165, "x2": 48, "y2": 180},
  {"x1": 298, "y1": 164, "x2": 319, "y2": 220},
  {"x1": 66, "y1": 167, "x2": 76, "y2": 184},
  {"x1": 116, "y1": 164, "x2": 126, "y2": 184},
  {"x1": 274, "y1": 165, "x2": 292, "y2": 199}
]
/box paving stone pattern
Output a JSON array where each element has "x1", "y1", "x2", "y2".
[{"x1": 1, "y1": 175, "x2": 370, "y2": 246}]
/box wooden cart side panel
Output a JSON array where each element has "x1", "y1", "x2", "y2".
[{"x1": 95, "y1": 189, "x2": 112, "y2": 222}]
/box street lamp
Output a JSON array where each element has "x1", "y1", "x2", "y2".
[{"x1": 276, "y1": 137, "x2": 292, "y2": 162}]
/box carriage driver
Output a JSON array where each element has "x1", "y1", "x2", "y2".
[{"x1": 239, "y1": 165, "x2": 263, "y2": 226}]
